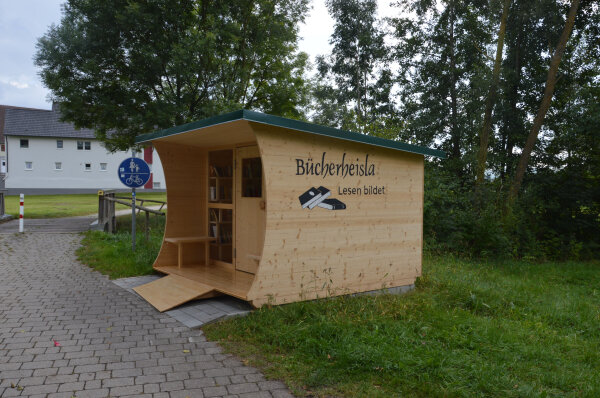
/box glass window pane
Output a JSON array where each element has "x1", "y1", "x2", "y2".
[{"x1": 242, "y1": 157, "x2": 262, "y2": 197}]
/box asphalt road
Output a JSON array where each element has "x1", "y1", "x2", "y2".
[{"x1": 0, "y1": 216, "x2": 95, "y2": 234}]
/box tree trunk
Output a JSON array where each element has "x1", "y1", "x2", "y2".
[
  {"x1": 502, "y1": 29, "x2": 522, "y2": 181},
  {"x1": 507, "y1": 0, "x2": 580, "y2": 206},
  {"x1": 449, "y1": 2, "x2": 460, "y2": 164},
  {"x1": 476, "y1": 0, "x2": 511, "y2": 184}
]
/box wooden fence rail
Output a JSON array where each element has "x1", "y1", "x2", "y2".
[
  {"x1": 0, "y1": 189, "x2": 6, "y2": 217},
  {"x1": 98, "y1": 190, "x2": 166, "y2": 240}
]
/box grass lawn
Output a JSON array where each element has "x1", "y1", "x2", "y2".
[
  {"x1": 203, "y1": 256, "x2": 600, "y2": 397},
  {"x1": 77, "y1": 214, "x2": 165, "y2": 279},
  {"x1": 4, "y1": 192, "x2": 166, "y2": 218},
  {"x1": 76, "y1": 218, "x2": 600, "y2": 397}
]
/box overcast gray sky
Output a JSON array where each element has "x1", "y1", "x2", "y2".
[{"x1": 0, "y1": 0, "x2": 394, "y2": 110}]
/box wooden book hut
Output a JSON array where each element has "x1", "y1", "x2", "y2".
[{"x1": 133, "y1": 110, "x2": 445, "y2": 311}]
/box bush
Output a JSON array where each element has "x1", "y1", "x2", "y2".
[{"x1": 423, "y1": 164, "x2": 599, "y2": 260}]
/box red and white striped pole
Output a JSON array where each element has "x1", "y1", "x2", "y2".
[{"x1": 19, "y1": 193, "x2": 24, "y2": 233}]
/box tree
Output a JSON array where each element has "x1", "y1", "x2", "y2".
[
  {"x1": 393, "y1": 0, "x2": 599, "y2": 257},
  {"x1": 475, "y1": 0, "x2": 511, "y2": 184},
  {"x1": 391, "y1": 0, "x2": 496, "y2": 177},
  {"x1": 312, "y1": 0, "x2": 393, "y2": 135},
  {"x1": 35, "y1": 0, "x2": 310, "y2": 151},
  {"x1": 507, "y1": 0, "x2": 580, "y2": 205}
]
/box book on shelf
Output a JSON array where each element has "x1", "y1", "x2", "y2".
[
  {"x1": 210, "y1": 164, "x2": 233, "y2": 177},
  {"x1": 219, "y1": 230, "x2": 232, "y2": 244}
]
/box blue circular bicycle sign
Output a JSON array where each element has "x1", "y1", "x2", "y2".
[{"x1": 118, "y1": 157, "x2": 151, "y2": 188}]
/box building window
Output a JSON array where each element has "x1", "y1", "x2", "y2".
[
  {"x1": 84, "y1": 163, "x2": 92, "y2": 171},
  {"x1": 153, "y1": 182, "x2": 161, "y2": 189},
  {"x1": 20, "y1": 139, "x2": 29, "y2": 148},
  {"x1": 56, "y1": 140, "x2": 63, "y2": 149},
  {"x1": 55, "y1": 162, "x2": 62, "y2": 170},
  {"x1": 100, "y1": 163, "x2": 107, "y2": 171},
  {"x1": 1, "y1": 143, "x2": 5, "y2": 151},
  {"x1": 78, "y1": 141, "x2": 91, "y2": 150},
  {"x1": 25, "y1": 161, "x2": 33, "y2": 170}
]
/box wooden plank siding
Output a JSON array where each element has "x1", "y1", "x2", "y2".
[
  {"x1": 152, "y1": 142, "x2": 208, "y2": 268},
  {"x1": 147, "y1": 119, "x2": 424, "y2": 308},
  {"x1": 248, "y1": 123, "x2": 423, "y2": 306}
]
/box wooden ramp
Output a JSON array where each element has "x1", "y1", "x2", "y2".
[{"x1": 133, "y1": 274, "x2": 215, "y2": 312}]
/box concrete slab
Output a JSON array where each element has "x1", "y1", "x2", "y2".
[{"x1": 113, "y1": 275, "x2": 253, "y2": 328}]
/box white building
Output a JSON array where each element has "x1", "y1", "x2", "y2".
[{"x1": 1, "y1": 104, "x2": 165, "y2": 192}]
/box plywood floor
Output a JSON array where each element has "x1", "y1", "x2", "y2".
[
  {"x1": 133, "y1": 274, "x2": 214, "y2": 312},
  {"x1": 154, "y1": 263, "x2": 254, "y2": 300}
]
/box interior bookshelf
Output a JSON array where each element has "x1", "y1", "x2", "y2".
[
  {"x1": 208, "y1": 149, "x2": 233, "y2": 264},
  {"x1": 208, "y1": 150, "x2": 233, "y2": 204}
]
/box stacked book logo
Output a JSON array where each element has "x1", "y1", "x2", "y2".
[{"x1": 298, "y1": 186, "x2": 346, "y2": 210}]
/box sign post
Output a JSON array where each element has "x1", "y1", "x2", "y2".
[
  {"x1": 132, "y1": 188, "x2": 136, "y2": 250},
  {"x1": 19, "y1": 193, "x2": 24, "y2": 233},
  {"x1": 118, "y1": 154, "x2": 151, "y2": 251},
  {"x1": 131, "y1": 151, "x2": 137, "y2": 251}
]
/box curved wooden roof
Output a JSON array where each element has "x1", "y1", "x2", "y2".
[{"x1": 135, "y1": 109, "x2": 446, "y2": 159}]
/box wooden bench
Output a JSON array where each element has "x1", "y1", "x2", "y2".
[{"x1": 164, "y1": 236, "x2": 216, "y2": 269}]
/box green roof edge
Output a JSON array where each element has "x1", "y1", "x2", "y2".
[{"x1": 135, "y1": 109, "x2": 446, "y2": 159}]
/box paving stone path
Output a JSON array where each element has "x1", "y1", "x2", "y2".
[{"x1": 0, "y1": 233, "x2": 293, "y2": 398}]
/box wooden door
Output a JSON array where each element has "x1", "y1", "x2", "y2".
[{"x1": 235, "y1": 146, "x2": 265, "y2": 274}]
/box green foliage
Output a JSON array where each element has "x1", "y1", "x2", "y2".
[
  {"x1": 424, "y1": 165, "x2": 511, "y2": 258},
  {"x1": 205, "y1": 255, "x2": 600, "y2": 397},
  {"x1": 35, "y1": 0, "x2": 310, "y2": 151},
  {"x1": 424, "y1": 162, "x2": 600, "y2": 260},
  {"x1": 391, "y1": 0, "x2": 495, "y2": 167},
  {"x1": 77, "y1": 214, "x2": 165, "y2": 279},
  {"x1": 311, "y1": 0, "x2": 396, "y2": 136},
  {"x1": 388, "y1": 0, "x2": 599, "y2": 259}
]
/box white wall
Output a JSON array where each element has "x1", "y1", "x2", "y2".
[
  {"x1": 5, "y1": 136, "x2": 165, "y2": 189},
  {"x1": 1, "y1": 137, "x2": 6, "y2": 173},
  {"x1": 150, "y1": 146, "x2": 166, "y2": 189}
]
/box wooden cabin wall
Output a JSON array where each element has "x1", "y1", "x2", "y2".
[
  {"x1": 249, "y1": 124, "x2": 424, "y2": 306},
  {"x1": 152, "y1": 142, "x2": 207, "y2": 267}
]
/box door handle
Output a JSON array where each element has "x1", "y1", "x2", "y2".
[{"x1": 260, "y1": 200, "x2": 266, "y2": 210}]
